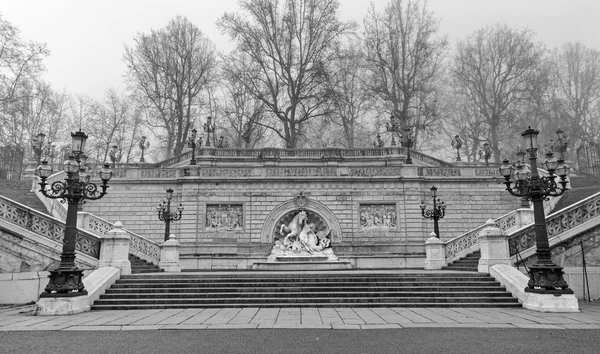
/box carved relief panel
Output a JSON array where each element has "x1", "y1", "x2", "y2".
[
  {"x1": 359, "y1": 204, "x2": 397, "y2": 230},
  {"x1": 205, "y1": 204, "x2": 243, "y2": 231}
]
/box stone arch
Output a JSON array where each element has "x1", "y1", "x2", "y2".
[{"x1": 261, "y1": 199, "x2": 342, "y2": 244}]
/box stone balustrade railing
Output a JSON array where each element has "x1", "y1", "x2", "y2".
[
  {"x1": 508, "y1": 191, "x2": 600, "y2": 257},
  {"x1": 444, "y1": 208, "x2": 533, "y2": 263},
  {"x1": 77, "y1": 212, "x2": 161, "y2": 265},
  {"x1": 33, "y1": 173, "x2": 68, "y2": 221},
  {"x1": 0, "y1": 195, "x2": 101, "y2": 259}
]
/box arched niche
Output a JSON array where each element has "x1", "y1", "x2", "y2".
[{"x1": 261, "y1": 198, "x2": 342, "y2": 244}]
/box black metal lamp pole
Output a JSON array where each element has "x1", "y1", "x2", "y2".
[
  {"x1": 420, "y1": 186, "x2": 446, "y2": 238},
  {"x1": 36, "y1": 131, "x2": 113, "y2": 296},
  {"x1": 499, "y1": 127, "x2": 572, "y2": 295},
  {"x1": 402, "y1": 127, "x2": 413, "y2": 164},
  {"x1": 187, "y1": 128, "x2": 198, "y2": 165},
  {"x1": 451, "y1": 135, "x2": 462, "y2": 162},
  {"x1": 203, "y1": 116, "x2": 216, "y2": 147},
  {"x1": 478, "y1": 142, "x2": 493, "y2": 166},
  {"x1": 32, "y1": 132, "x2": 46, "y2": 166},
  {"x1": 157, "y1": 187, "x2": 184, "y2": 241},
  {"x1": 139, "y1": 136, "x2": 150, "y2": 163}
]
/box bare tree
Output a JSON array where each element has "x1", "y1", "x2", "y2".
[
  {"x1": 0, "y1": 15, "x2": 49, "y2": 109},
  {"x1": 453, "y1": 24, "x2": 546, "y2": 163},
  {"x1": 218, "y1": 0, "x2": 355, "y2": 148},
  {"x1": 124, "y1": 15, "x2": 217, "y2": 158},
  {"x1": 550, "y1": 43, "x2": 600, "y2": 149},
  {"x1": 363, "y1": 0, "x2": 448, "y2": 145},
  {"x1": 327, "y1": 42, "x2": 374, "y2": 148}
]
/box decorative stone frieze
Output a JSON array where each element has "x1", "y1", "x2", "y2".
[
  {"x1": 349, "y1": 167, "x2": 403, "y2": 177},
  {"x1": 359, "y1": 204, "x2": 397, "y2": 230},
  {"x1": 206, "y1": 204, "x2": 243, "y2": 231},
  {"x1": 265, "y1": 167, "x2": 337, "y2": 177},
  {"x1": 421, "y1": 168, "x2": 462, "y2": 177}
]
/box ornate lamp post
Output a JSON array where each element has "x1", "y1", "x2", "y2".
[
  {"x1": 373, "y1": 133, "x2": 384, "y2": 148},
  {"x1": 499, "y1": 127, "x2": 572, "y2": 295},
  {"x1": 31, "y1": 132, "x2": 46, "y2": 165},
  {"x1": 385, "y1": 115, "x2": 402, "y2": 146},
  {"x1": 478, "y1": 142, "x2": 493, "y2": 166},
  {"x1": 156, "y1": 187, "x2": 184, "y2": 241},
  {"x1": 36, "y1": 131, "x2": 113, "y2": 296},
  {"x1": 451, "y1": 135, "x2": 462, "y2": 162},
  {"x1": 203, "y1": 116, "x2": 216, "y2": 147},
  {"x1": 420, "y1": 186, "x2": 446, "y2": 238},
  {"x1": 550, "y1": 129, "x2": 569, "y2": 160},
  {"x1": 187, "y1": 128, "x2": 199, "y2": 165},
  {"x1": 109, "y1": 145, "x2": 122, "y2": 169},
  {"x1": 402, "y1": 127, "x2": 413, "y2": 164},
  {"x1": 139, "y1": 136, "x2": 150, "y2": 162}
]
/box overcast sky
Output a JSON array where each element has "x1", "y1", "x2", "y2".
[{"x1": 2, "y1": 0, "x2": 598, "y2": 100}]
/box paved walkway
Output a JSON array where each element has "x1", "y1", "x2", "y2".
[{"x1": 1, "y1": 303, "x2": 600, "y2": 331}]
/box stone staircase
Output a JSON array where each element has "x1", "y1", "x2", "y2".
[
  {"x1": 552, "y1": 176, "x2": 600, "y2": 213},
  {"x1": 443, "y1": 251, "x2": 480, "y2": 272},
  {"x1": 129, "y1": 254, "x2": 162, "y2": 274},
  {"x1": 91, "y1": 271, "x2": 520, "y2": 310},
  {"x1": 0, "y1": 179, "x2": 49, "y2": 215}
]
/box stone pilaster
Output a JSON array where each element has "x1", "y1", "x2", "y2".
[
  {"x1": 159, "y1": 234, "x2": 181, "y2": 272},
  {"x1": 478, "y1": 219, "x2": 511, "y2": 273},
  {"x1": 424, "y1": 232, "x2": 445, "y2": 270},
  {"x1": 98, "y1": 221, "x2": 131, "y2": 275}
]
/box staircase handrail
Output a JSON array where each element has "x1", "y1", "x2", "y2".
[
  {"x1": 0, "y1": 195, "x2": 101, "y2": 259},
  {"x1": 77, "y1": 212, "x2": 161, "y2": 265},
  {"x1": 508, "y1": 191, "x2": 600, "y2": 258},
  {"x1": 444, "y1": 209, "x2": 523, "y2": 263}
]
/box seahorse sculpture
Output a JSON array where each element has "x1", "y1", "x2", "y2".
[{"x1": 279, "y1": 210, "x2": 307, "y2": 246}]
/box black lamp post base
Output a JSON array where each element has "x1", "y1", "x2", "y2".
[
  {"x1": 525, "y1": 265, "x2": 574, "y2": 295},
  {"x1": 40, "y1": 269, "x2": 87, "y2": 297}
]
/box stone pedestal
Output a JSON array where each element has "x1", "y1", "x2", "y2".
[
  {"x1": 34, "y1": 294, "x2": 91, "y2": 316},
  {"x1": 159, "y1": 234, "x2": 181, "y2": 272},
  {"x1": 424, "y1": 233, "x2": 445, "y2": 270},
  {"x1": 478, "y1": 219, "x2": 511, "y2": 273},
  {"x1": 98, "y1": 221, "x2": 131, "y2": 275}
]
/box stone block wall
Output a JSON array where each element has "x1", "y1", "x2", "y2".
[{"x1": 82, "y1": 165, "x2": 519, "y2": 269}]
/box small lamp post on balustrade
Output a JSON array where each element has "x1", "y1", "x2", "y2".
[
  {"x1": 36, "y1": 131, "x2": 113, "y2": 297},
  {"x1": 402, "y1": 127, "x2": 414, "y2": 164},
  {"x1": 139, "y1": 136, "x2": 150, "y2": 163},
  {"x1": 156, "y1": 188, "x2": 184, "y2": 242},
  {"x1": 451, "y1": 135, "x2": 462, "y2": 162},
  {"x1": 385, "y1": 114, "x2": 402, "y2": 146},
  {"x1": 32, "y1": 132, "x2": 46, "y2": 166},
  {"x1": 187, "y1": 128, "x2": 199, "y2": 165},
  {"x1": 550, "y1": 129, "x2": 569, "y2": 160},
  {"x1": 203, "y1": 116, "x2": 216, "y2": 147},
  {"x1": 420, "y1": 186, "x2": 446, "y2": 238},
  {"x1": 478, "y1": 142, "x2": 493, "y2": 166},
  {"x1": 109, "y1": 145, "x2": 122, "y2": 169},
  {"x1": 499, "y1": 127, "x2": 572, "y2": 295}
]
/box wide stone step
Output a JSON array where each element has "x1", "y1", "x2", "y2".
[
  {"x1": 110, "y1": 281, "x2": 502, "y2": 289},
  {"x1": 91, "y1": 301, "x2": 521, "y2": 310},
  {"x1": 105, "y1": 285, "x2": 507, "y2": 293},
  {"x1": 93, "y1": 296, "x2": 519, "y2": 306},
  {"x1": 99, "y1": 291, "x2": 515, "y2": 299}
]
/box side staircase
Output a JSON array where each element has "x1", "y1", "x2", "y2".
[
  {"x1": 91, "y1": 271, "x2": 520, "y2": 309},
  {"x1": 129, "y1": 254, "x2": 162, "y2": 274},
  {"x1": 0, "y1": 179, "x2": 49, "y2": 215},
  {"x1": 443, "y1": 251, "x2": 480, "y2": 272}
]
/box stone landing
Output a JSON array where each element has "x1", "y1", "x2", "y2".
[{"x1": 252, "y1": 257, "x2": 352, "y2": 270}]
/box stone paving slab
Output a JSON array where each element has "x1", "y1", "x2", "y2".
[{"x1": 1, "y1": 303, "x2": 600, "y2": 331}]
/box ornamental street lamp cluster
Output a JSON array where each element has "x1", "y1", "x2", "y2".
[
  {"x1": 499, "y1": 127, "x2": 572, "y2": 295},
  {"x1": 451, "y1": 135, "x2": 462, "y2": 162},
  {"x1": 478, "y1": 142, "x2": 493, "y2": 166},
  {"x1": 156, "y1": 188, "x2": 184, "y2": 241},
  {"x1": 549, "y1": 129, "x2": 569, "y2": 160},
  {"x1": 420, "y1": 186, "x2": 446, "y2": 238},
  {"x1": 139, "y1": 136, "x2": 150, "y2": 162},
  {"x1": 203, "y1": 116, "x2": 216, "y2": 147},
  {"x1": 384, "y1": 114, "x2": 414, "y2": 164},
  {"x1": 36, "y1": 131, "x2": 113, "y2": 297}
]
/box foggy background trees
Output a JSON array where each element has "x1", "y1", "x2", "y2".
[{"x1": 1, "y1": 0, "x2": 599, "y2": 169}]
